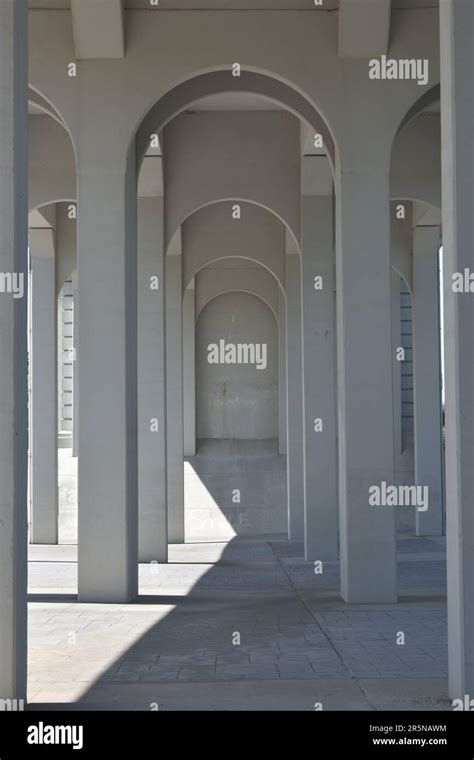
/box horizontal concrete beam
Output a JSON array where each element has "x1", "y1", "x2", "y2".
[
  {"x1": 71, "y1": 0, "x2": 125, "y2": 60},
  {"x1": 339, "y1": 0, "x2": 391, "y2": 58}
]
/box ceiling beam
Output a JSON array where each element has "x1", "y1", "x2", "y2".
[
  {"x1": 71, "y1": 0, "x2": 125, "y2": 60},
  {"x1": 338, "y1": 0, "x2": 391, "y2": 58}
]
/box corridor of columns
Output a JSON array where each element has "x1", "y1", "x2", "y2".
[{"x1": 1, "y1": 0, "x2": 473, "y2": 717}]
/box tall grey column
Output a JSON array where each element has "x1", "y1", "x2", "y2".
[
  {"x1": 278, "y1": 288, "x2": 287, "y2": 455},
  {"x1": 440, "y1": 0, "x2": 474, "y2": 698},
  {"x1": 166, "y1": 254, "x2": 185, "y2": 543},
  {"x1": 412, "y1": 225, "x2": 443, "y2": 536},
  {"x1": 77, "y1": 141, "x2": 138, "y2": 602},
  {"x1": 183, "y1": 283, "x2": 196, "y2": 457},
  {"x1": 30, "y1": 228, "x2": 58, "y2": 544},
  {"x1": 0, "y1": 0, "x2": 28, "y2": 701},
  {"x1": 285, "y1": 252, "x2": 304, "y2": 540},
  {"x1": 301, "y1": 194, "x2": 338, "y2": 561},
  {"x1": 138, "y1": 197, "x2": 167, "y2": 563},
  {"x1": 335, "y1": 166, "x2": 396, "y2": 603}
]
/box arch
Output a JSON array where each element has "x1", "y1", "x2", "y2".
[
  {"x1": 393, "y1": 84, "x2": 440, "y2": 146},
  {"x1": 391, "y1": 263, "x2": 413, "y2": 298},
  {"x1": 168, "y1": 199, "x2": 299, "y2": 295},
  {"x1": 391, "y1": 105, "x2": 441, "y2": 212},
  {"x1": 192, "y1": 257, "x2": 280, "y2": 323},
  {"x1": 196, "y1": 289, "x2": 278, "y2": 325},
  {"x1": 28, "y1": 201, "x2": 78, "y2": 295},
  {"x1": 28, "y1": 84, "x2": 78, "y2": 164},
  {"x1": 28, "y1": 102, "x2": 77, "y2": 213},
  {"x1": 133, "y1": 69, "x2": 338, "y2": 178},
  {"x1": 195, "y1": 290, "x2": 280, "y2": 441},
  {"x1": 173, "y1": 198, "x2": 300, "y2": 268}
]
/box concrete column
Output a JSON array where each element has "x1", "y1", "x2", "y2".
[
  {"x1": 138, "y1": 197, "x2": 167, "y2": 563},
  {"x1": 412, "y1": 225, "x2": 443, "y2": 536},
  {"x1": 0, "y1": 0, "x2": 28, "y2": 701},
  {"x1": 183, "y1": 283, "x2": 196, "y2": 457},
  {"x1": 278, "y1": 288, "x2": 287, "y2": 455},
  {"x1": 30, "y1": 228, "x2": 58, "y2": 544},
  {"x1": 335, "y1": 167, "x2": 396, "y2": 603},
  {"x1": 440, "y1": 0, "x2": 474, "y2": 697},
  {"x1": 72, "y1": 271, "x2": 78, "y2": 458},
  {"x1": 285, "y1": 253, "x2": 304, "y2": 540},
  {"x1": 301, "y1": 195, "x2": 338, "y2": 561},
  {"x1": 166, "y1": 254, "x2": 185, "y2": 543},
  {"x1": 77, "y1": 153, "x2": 138, "y2": 602}
]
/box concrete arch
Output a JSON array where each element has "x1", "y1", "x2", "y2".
[
  {"x1": 175, "y1": 198, "x2": 299, "y2": 272},
  {"x1": 393, "y1": 84, "x2": 440, "y2": 144},
  {"x1": 391, "y1": 108, "x2": 441, "y2": 212},
  {"x1": 197, "y1": 289, "x2": 278, "y2": 326},
  {"x1": 169, "y1": 200, "x2": 298, "y2": 296},
  {"x1": 28, "y1": 201, "x2": 77, "y2": 296},
  {"x1": 193, "y1": 259, "x2": 280, "y2": 323},
  {"x1": 195, "y1": 290, "x2": 280, "y2": 441},
  {"x1": 28, "y1": 83, "x2": 77, "y2": 164},
  {"x1": 28, "y1": 110, "x2": 76, "y2": 213},
  {"x1": 133, "y1": 69, "x2": 338, "y2": 177},
  {"x1": 29, "y1": 87, "x2": 65, "y2": 130}
]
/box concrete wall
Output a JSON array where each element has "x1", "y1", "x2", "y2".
[
  {"x1": 196, "y1": 291, "x2": 278, "y2": 440},
  {"x1": 185, "y1": 439, "x2": 287, "y2": 540}
]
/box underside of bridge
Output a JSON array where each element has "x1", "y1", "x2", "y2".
[{"x1": 0, "y1": 0, "x2": 473, "y2": 722}]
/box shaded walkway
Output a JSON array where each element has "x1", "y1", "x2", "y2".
[{"x1": 27, "y1": 534, "x2": 449, "y2": 710}]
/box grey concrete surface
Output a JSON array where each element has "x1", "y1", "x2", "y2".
[{"x1": 27, "y1": 534, "x2": 448, "y2": 710}]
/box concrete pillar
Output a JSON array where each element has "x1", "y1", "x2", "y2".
[
  {"x1": 30, "y1": 228, "x2": 58, "y2": 544},
  {"x1": 0, "y1": 0, "x2": 28, "y2": 701},
  {"x1": 301, "y1": 195, "x2": 338, "y2": 561},
  {"x1": 72, "y1": 271, "x2": 78, "y2": 458},
  {"x1": 278, "y1": 288, "x2": 287, "y2": 455},
  {"x1": 285, "y1": 253, "x2": 304, "y2": 540},
  {"x1": 166, "y1": 254, "x2": 185, "y2": 543},
  {"x1": 77, "y1": 152, "x2": 138, "y2": 602},
  {"x1": 335, "y1": 167, "x2": 396, "y2": 603},
  {"x1": 440, "y1": 0, "x2": 474, "y2": 697},
  {"x1": 183, "y1": 283, "x2": 196, "y2": 457},
  {"x1": 138, "y1": 197, "x2": 167, "y2": 563},
  {"x1": 412, "y1": 225, "x2": 443, "y2": 536}
]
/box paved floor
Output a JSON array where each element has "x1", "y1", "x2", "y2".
[{"x1": 27, "y1": 534, "x2": 451, "y2": 711}]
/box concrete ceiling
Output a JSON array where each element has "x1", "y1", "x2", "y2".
[
  {"x1": 28, "y1": 0, "x2": 438, "y2": 64},
  {"x1": 28, "y1": 0, "x2": 436, "y2": 9},
  {"x1": 71, "y1": 0, "x2": 124, "y2": 59},
  {"x1": 29, "y1": 1, "x2": 340, "y2": 8},
  {"x1": 339, "y1": 0, "x2": 391, "y2": 58}
]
